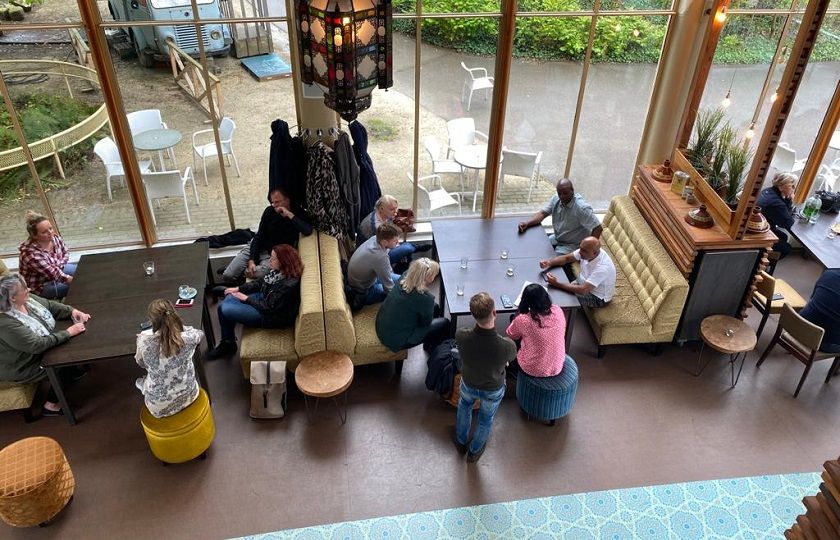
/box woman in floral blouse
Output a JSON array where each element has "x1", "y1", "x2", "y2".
[
  {"x1": 18, "y1": 211, "x2": 75, "y2": 299},
  {"x1": 135, "y1": 299, "x2": 203, "y2": 418}
]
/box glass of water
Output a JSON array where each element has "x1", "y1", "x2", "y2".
[
  {"x1": 460, "y1": 256, "x2": 469, "y2": 269},
  {"x1": 500, "y1": 248, "x2": 509, "y2": 260},
  {"x1": 506, "y1": 263, "x2": 516, "y2": 277},
  {"x1": 143, "y1": 261, "x2": 155, "y2": 276},
  {"x1": 827, "y1": 226, "x2": 838, "y2": 240},
  {"x1": 456, "y1": 283, "x2": 465, "y2": 296}
]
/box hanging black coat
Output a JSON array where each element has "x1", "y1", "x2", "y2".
[
  {"x1": 350, "y1": 120, "x2": 382, "y2": 220},
  {"x1": 334, "y1": 132, "x2": 361, "y2": 233},
  {"x1": 268, "y1": 119, "x2": 306, "y2": 207}
]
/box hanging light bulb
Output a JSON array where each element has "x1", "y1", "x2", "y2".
[
  {"x1": 715, "y1": 6, "x2": 728, "y2": 23},
  {"x1": 721, "y1": 90, "x2": 732, "y2": 108},
  {"x1": 745, "y1": 122, "x2": 756, "y2": 139},
  {"x1": 770, "y1": 89, "x2": 778, "y2": 103}
]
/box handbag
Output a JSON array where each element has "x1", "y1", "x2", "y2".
[
  {"x1": 249, "y1": 360, "x2": 287, "y2": 419},
  {"x1": 393, "y1": 208, "x2": 416, "y2": 237}
]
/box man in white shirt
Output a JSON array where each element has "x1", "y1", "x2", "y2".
[{"x1": 539, "y1": 236, "x2": 615, "y2": 308}]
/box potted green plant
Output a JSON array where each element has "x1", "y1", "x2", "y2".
[
  {"x1": 724, "y1": 137, "x2": 754, "y2": 206},
  {"x1": 688, "y1": 108, "x2": 726, "y2": 177},
  {"x1": 708, "y1": 124, "x2": 735, "y2": 193}
]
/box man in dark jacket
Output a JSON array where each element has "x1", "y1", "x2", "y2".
[
  {"x1": 221, "y1": 188, "x2": 312, "y2": 283},
  {"x1": 452, "y1": 292, "x2": 517, "y2": 463},
  {"x1": 757, "y1": 172, "x2": 797, "y2": 263},
  {"x1": 800, "y1": 269, "x2": 840, "y2": 354}
]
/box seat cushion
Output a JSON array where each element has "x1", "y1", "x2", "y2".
[
  {"x1": 586, "y1": 259, "x2": 650, "y2": 330},
  {"x1": 239, "y1": 327, "x2": 298, "y2": 377},
  {"x1": 753, "y1": 279, "x2": 807, "y2": 313},
  {"x1": 516, "y1": 356, "x2": 579, "y2": 421},
  {"x1": 0, "y1": 382, "x2": 36, "y2": 413},
  {"x1": 319, "y1": 233, "x2": 357, "y2": 356},
  {"x1": 352, "y1": 304, "x2": 407, "y2": 365},
  {"x1": 294, "y1": 233, "x2": 326, "y2": 358}
]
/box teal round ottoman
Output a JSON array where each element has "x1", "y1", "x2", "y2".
[{"x1": 516, "y1": 356, "x2": 578, "y2": 425}]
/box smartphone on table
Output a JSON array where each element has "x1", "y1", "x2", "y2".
[{"x1": 175, "y1": 298, "x2": 194, "y2": 308}]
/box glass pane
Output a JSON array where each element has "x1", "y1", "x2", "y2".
[
  {"x1": 570, "y1": 15, "x2": 667, "y2": 212},
  {"x1": 729, "y1": 0, "x2": 795, "y2": 9},
  {"x1": 421, "y1": 0, "x2": 501, "y2": 17},
  {"x1": 1, "y1": 37, "x2": 143, "y2": 256},
  {"x1": 496, "y1": 15, "x2": 587, "y2": 215},
  {"x1": 581, "y1": 0, "x2": 673, "y2": 9},
  {"x1": 419, "y1": 17, "x2": 497, "y2": 217},
  {"x1": 0, "y1": 0, "x2": 81, "y2": 24}
]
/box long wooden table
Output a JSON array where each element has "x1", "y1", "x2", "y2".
[
  {"x1": 41, "y1": 243, "x2": 213, "y2": 425},
  {"x1": 432, "y1": 218, "x2": 580, "y2": 347},
  {"x1": 790, "y1": 212, "x2": 840, "y2": 269}
]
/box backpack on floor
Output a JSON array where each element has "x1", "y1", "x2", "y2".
[{"x1": 249, "y1": 361, "x2": 287, "y2": 419}]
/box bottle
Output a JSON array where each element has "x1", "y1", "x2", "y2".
[{"x1": 804, "y1": 194, "x2": 822, "y2": 224}]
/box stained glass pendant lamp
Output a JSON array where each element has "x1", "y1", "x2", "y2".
[{"x1": 296, "y1": 0, "x2": 393, "y2": 121}]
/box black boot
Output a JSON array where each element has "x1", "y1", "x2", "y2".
[{"x1": 208, "y1": 340, "x2": 237, "y2": 359}]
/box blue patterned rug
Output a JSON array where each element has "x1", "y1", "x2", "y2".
[{"x1": 239, "y1": 472, "x2": 819, "y2": 539}]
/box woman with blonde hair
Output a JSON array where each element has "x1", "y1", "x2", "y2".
[
  {"x1": 375, "y1": 257, "x2": 450, "y2": 353},
  {"x1": 19, "y1": 210, "x2": 75, "y2": 299},
  {"x1": 135, "y1": 299, "x2": 203, "y2": 418},
  {"x1": 757, "y1": 172, "x2": 797, "y2": 269}
]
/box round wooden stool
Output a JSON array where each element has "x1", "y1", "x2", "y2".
[
  {"x1": 697, "y1": 315, "x2": 757, "y2": 388},
  {"x1": 295, "y1": 350, "x2": 353, "y2": 424},
  {"x1": 0, "y1": 437, "x2": 75, "y2": 527}
]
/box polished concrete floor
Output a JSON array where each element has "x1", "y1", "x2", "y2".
[{"x1": 0, "y1": 254, "x2": 836, "y2": 539}]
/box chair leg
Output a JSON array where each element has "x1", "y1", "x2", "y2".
[
  {"x1": 183, "y1": 194, "x2": 191, "y2": 224},
  {"x1": 107, "y1": 176, "x2": 113, "y2": 202},
  {"x1": 755, "y1": 311, "x2": 770, "y2": 342},
  {"x1": 597, "y1": 345, "x2": 606, "y2": 359},
  {"x1": 756, "y1": 330, "x2": 780, "y2": 368},
  {"x1": 794, "y1": 361, "x2": 813, "y2": 398},
  {"x1": 466, "y1": 89, "x2": 473, "y2": 112},
  {"x1": 231, "y1": 151, "x2": 241, "y2": 177},
  {"x1": 394, "y1": 359, "x2": 404, "y2": 376},
  {"x1": 21, "y1": 408, "x2": 35, "y2": 423},
  {"x1": 202, "y1": 156, "x2": 209, "y2": 186},
  {"x1": 826, "y1": 356, "x2": 840, "y2": 383}
]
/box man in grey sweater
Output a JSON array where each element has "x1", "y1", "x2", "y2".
[
  {"x1": 348, "y1": 223, "x2": 402, "y2": 305},
  {"x1": 453, "y1": 292, "x2": 517, "y2": 463}
]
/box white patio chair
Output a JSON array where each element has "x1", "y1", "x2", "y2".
[
  {"x1": 446, "y1": 118, "x2": 488, "y2": 158},
  {"x1": 93, "y1": 136, "x2": 154, "y2": 202},
  {"x1": 423, "y1": 136, "x2": 464, "y2": 190},
  {"x1": 407, "y1": 173, "x2": 461, "y2": 218},
  {"x1": 460, "y1": 62, "x2": 494, "y2": 111},
  {"x1": 817, "y1": 160, "x2": 840, "y2": 192},
  {"x1": 769, "y1": 142, "x2": 806, "y2": 175},
  {"x1": 192, "y1": 117, "x2": 241, "y2": 186},
  {"x1": 127, "y1": 109, "x2": 177, "y2": 167},
  {"x1": 500, "y1": 148, "x2": 543, "y2": 202},
  {"x1": 141, "y1": 167, "x2": 199, "y2": 225}
]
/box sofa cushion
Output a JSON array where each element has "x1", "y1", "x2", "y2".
[
  {"x1": 239, "y1": 327, "x2": 298, "y2": 377},
  {"x1": 586, "y1": 255, "x2": 650, "y2": 330},
  {"x1": 318, "y1": 233, "x2": 357, "y2": 356},
  {"x1": 0, "y1": 381, "x2": 36, "y2": 412},
  {"x1": 352, "y1": 304, "x2": 407, "y2": 365},
  {"x1": 294, "y1": 233, "x2": 326, "y2": 358}
]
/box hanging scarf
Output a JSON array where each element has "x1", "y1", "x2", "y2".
[
  {"x1": 6, "y1": 298, "x2": 55, "y2": 337},
  {"x1": 262, "y1": 269, "x2": 283, "y2": 285}
]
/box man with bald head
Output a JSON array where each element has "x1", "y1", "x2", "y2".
[
  {"x1": 540, "y1": 236, "x2": 615, "y2": 308},
  {"x1": 518, "y1": 178, "x2": 602, "y2": 255}
]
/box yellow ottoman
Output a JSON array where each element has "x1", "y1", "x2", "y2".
[
  {"x1": 140, "y1": 388, "x2": 215, "y2": 464},
  {"x1": 0, "y1": 437, "x2": 75, "y2": 527}
]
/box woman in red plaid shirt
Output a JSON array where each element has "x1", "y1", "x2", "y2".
[{"x1": 18, "y1": 211, "x2": 76, "y2": 299}]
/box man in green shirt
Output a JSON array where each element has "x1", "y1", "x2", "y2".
[{"x1": 453, "y1": 292, "x2": 517, "y2": 463}]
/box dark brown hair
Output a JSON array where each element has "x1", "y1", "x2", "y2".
[{"x1": 148, "y1": 299, "x2": 185, "y2": 358}]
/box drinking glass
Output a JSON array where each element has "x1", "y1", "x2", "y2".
[
  {"x1": 179, "y1": 284, "x2": 191, "y2": 298},
  {"x1": 506, "y1": 263, "x2": 516, "y2": 277},
  {"x1": 456, "y1": 283, "x2": 465, "y2": 296},
  {"x1": 460, "y1": 257, "x2": 469, "y2": 270},
  {"x1": 143, "y1": 261, "x2": 155, "y2": 276},
  {"x1": 827, "y1": 226, "x2": 837, "y2": 240},
  {"x1": 500, "y1": 248, "x2": 509, "y2": 260}
]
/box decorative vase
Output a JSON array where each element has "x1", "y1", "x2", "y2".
[
  {"x1": 685, "y1": 205, "x2": 715, "y2": 229},
  {"x1": 745, "y1": 206, "x2": 770, "y2": 234},
  {"x1": 652, "y1": 159, "x2": 674, "y2": 183}
]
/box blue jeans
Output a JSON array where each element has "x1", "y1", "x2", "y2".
[
  {"x1": 389, "y1": 242, "x2": 417, "y2": 265},
  {"x1": 41, "y1": 263, "x2": 77, "y2": 299},
  {"x1": 218, "y1": 293, "x2": 264, "y2": 342},
  {"x1": 362, "y1": 273, "x2": 401, "y2": 305},
  {"x1": 455, "y1": 380, "x2": 505, "y2": 454}
]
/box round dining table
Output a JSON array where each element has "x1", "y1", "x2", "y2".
[
  {"x1": 454, "y1": 144, "x2": 502, "y2": 212},
  {"x1": 133, "y1": 128, "x2": 182, "y2": 171}
]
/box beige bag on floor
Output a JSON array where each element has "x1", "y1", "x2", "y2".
[{"x1": 249, "y1": 360, "x2": 287, "y2": 419}]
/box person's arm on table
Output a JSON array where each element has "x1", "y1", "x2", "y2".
[
  {"x1": 539, "y1": 252, "x2": 575, "y2": 270},
  {"x1": 518, "y1": 210, "x2": 549, "y2": 234}
]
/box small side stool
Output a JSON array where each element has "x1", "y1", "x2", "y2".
[
  {"x1": 0, "y1": 436, "x2": 75, "y2": 527},
  {"x1": 697, "y1": 315, "x2": 756, "y2": 388},
  {"x1": 516, "y1": 356, "x2": 579, "y2": 426},
  {"x1": 296, "y1": 350, "x2": 354, "y2": 424},
  {"x1": 140, "y1": 388, "x2": 215, "y2": 464}
]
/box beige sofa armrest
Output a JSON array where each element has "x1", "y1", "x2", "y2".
[
  {"x1": 294, "y1": 232, "x2": 327, "y2": 357},
  {"x1": 318, "y1": 232, "x2": 357, "y2": 355}
]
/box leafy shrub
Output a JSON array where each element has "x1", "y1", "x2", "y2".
[{"x1": 0, "y1": 93, "x2": 98, "y2": 199}]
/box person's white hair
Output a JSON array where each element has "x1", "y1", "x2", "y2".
[
  {"x1": 0, "y1": 274, "x2": 26, "y2": 312},
  {"x1": 401, "y1": 258, "x2": 439, "y2": 294},
  {"x1": 772, "y1": 172, "x2": 797, "y2": 189},
  {"x1": 375, "y1": 194, "x2": 398, "y2": 211}
]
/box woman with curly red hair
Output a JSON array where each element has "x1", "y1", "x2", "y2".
[{"x1": 209, "y1": 244, "x2": 303, "y2": 358}]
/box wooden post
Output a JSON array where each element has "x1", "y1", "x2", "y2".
[
  {"x1": 733, "y1": 0, "x2": 830, "y2": 238},
  {"x1": 794, "y1": 81, "x2": 840, "y2": 205}
]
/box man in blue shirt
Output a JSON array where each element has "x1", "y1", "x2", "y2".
[
  {"x1": 518, "y1": 178, "x2": 602, "y2": 255},
  {"x1": 800, "y1": 269, "x2": 840, "y2": 354}
]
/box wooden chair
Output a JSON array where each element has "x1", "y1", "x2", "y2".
[
  {"x1": 751, "y1": 270, "x2": 806, "y2": 341},
  {"x1": 756, "y1": 303, "x2": 840, "y2": 398}
]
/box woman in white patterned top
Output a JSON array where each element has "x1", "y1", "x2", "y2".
[{"x1": 135, "y1": 299, "x2": 203, "y2": 418}]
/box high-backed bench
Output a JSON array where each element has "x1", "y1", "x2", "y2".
[
  {"x1": 583, "y1": 196, "x2": 689, "y2": 357},
  {"x1": 318, "y1": 232, "x2": 408, "y2": 371},
  {"x1": 238, "y1": 233, "x2": 326, "y2": 377}
]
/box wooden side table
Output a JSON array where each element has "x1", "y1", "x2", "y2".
[
  {"x1": 295, "y1": 350, "x2": 354, "y2": 424},
  {"x1": 696, "y1": 315, "x2": 757, "y2": 388}
]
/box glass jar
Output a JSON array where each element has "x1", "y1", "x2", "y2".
[{"x1": 803, "y1": 194, "x2": 822, "y2": 224}]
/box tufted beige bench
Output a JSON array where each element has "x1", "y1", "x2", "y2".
[
  {"x1": 318, "y1": 232, "x2": 408, "y2": 371},
  {"x1": 581, "y1": 196, "x2": 689, "y2": 358},
  {"x1": 238, "y1": 233, "x2": 326, "y2": 377}
]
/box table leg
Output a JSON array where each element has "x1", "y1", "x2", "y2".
[
  {"x1": 563, "y1": 307, "x2": 577, "y2": 351},
  {"x1": 46, "y1": 367, "x2": 76, "y2": 426},
  {"x1": 202, "y1": 295, "x2": 216, "y2": 350},
  {"x1": 193, "y1": 347, "x2": 211, "y2": 402},
  {"x1": 157, "y1": 150, "x2": 166, "y2": 170},
  {"x1": 450, "y1": 313, "x2": 459, "y2": 339},
  {"x1": 333, "y1": 391, "x2": 348, "y2": 425},
  {"x1": 694, "y1": 341, "x2": 712, "y2": 377},
  {"x1": 730, "y1": 351, "x2": 747, "y2": 388}
]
